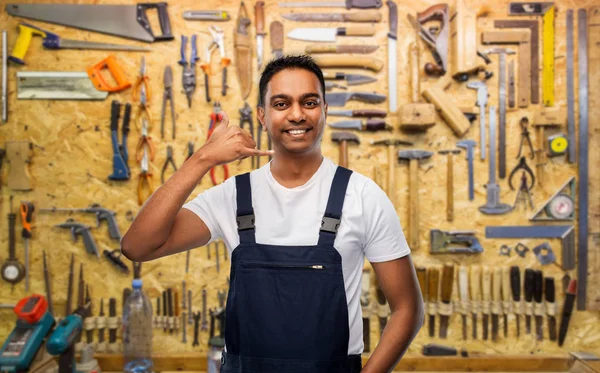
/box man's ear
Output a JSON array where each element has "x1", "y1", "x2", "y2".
[
  {"x1": 257, "y1": 106, "x2": 266, "y2": 130},
  {"x1": 323, "y1": 102, "x2": 328, "y2": 121}
]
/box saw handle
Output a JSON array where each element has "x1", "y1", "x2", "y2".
[
  {"x1": 137, "y1": 2, "x2": 174, "y2": 41},
  {"x1": 87, "y1": 55, "x2": 132, "y2": 93},
  {"x1": 416, "y1": 3, "x2": 448, "y2": 25},
  {"x1": 10, "y1": 23, "x2": 47, "y2": 65}
]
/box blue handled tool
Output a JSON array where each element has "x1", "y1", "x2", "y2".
[
  {"x1": 108, "y1": 100, "x2": 131, "y2": 181},
  {"x1": 179, "y1": 34, "x2": 198, "y2": 107}
]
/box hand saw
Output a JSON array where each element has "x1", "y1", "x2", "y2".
[{"x1": 6, "y1": 3, "x2": 174, "y2": 43}]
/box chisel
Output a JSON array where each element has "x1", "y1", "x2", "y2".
[
  {"x1": 458, "y1": 266, "x2": 470, "y2": 340},
  {"x1": 438, "y1": 264, "x2": 454, "y2": 338},
  {"x1": 545, "y1": 277, "x2": 557, "y2": 341},
  {"x1": 416, "y1": 267, "x2": 427, "y2": 331},
  {"x1": 97, "y1": 298, "x2": 105, "y2": 351},
  {"x1": 481, "y1": 266, "x2": 491, "y2": 340},
  {"x1": 427, "y1": 267, "x2": 440, "y2": 337},
  {"x1": 524, "y1": 268, "x2": 535, "y2": 334},
  {"x1": 491, "y1": 267, "x2": 502, "y2": 342},
  {"x1": 533, "y1": 270, "x2": 544, "y2": 340},
  {"x1": 502, "y1": 267, "x2": 512, "y2": 338},
  {"x1": 558, "y1": 279, "x2": 576, "y2": 346},
  {"x1": 470, "y1": 266, "x2": 481, "y2": 339},
  {"x1": 510, "y1": 266, "x2": 522, "y2": 337}
]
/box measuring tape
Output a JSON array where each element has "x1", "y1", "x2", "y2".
[
  {"x1": 545, "y1": 193, "x2": 574, "y2": 220},
  {"x1": 548, "y1": 133, "x2": 568, "y2": 156}
]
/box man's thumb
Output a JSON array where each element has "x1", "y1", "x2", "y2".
[{"x1": 215, "y1": 111, "x2": 229, "y2": 127}]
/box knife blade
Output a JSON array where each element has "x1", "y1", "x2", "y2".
[
  {"x1": 491, "y1": 267, "x2": 502, "y2": 342},
  {"x1": 278, "y1": 0, "x2": 383, "y2": 9},
  {"x1": 387, "y1": 0, "x2": 398, "y2": 113},
  {"x1": 502, "y1": 266, "x2": 512, "y2": 338},
  {"x1": 327, "y1": 109, "x2": 387, "y2": 118},
  {"x1": 481, "y1": 266, "x2": 491, "y2": 341},
  {"x1": 328, "y1": 119, "x2": 391, "y2": 131},
  {"x1": 558, "y1": 279, "x2": 576, "y2": 346},
  {"x1": 282, "y1": 10, "x2": 382, "y2": 22},
  {"x1": 287, "y1": 25, "x2": 376, "y2": 42},
  {"x1": 306, "y1": 45, "x2": 379, "y2": 54},
  {"x1": 533, "y1": 270, "x2": 544, "y2": 341},
  {"x1": 524, "y1": 268, "x2": 535, "y2": 334},
  {"x1": 427, "y1": 267, "x2": 439, "y2": 337},
  {"x1": 438, "y1": 264, "x2": 454, "y2": 338},
  {"x1": 510, "y1": 266, "x2": 522, "y2": 338},
  {"x1": 545, "y1": 277, "x2": 557, "y2": 341},
  {"x1": 458, "y1": 266, "x2": 469, "y2": 340},
  {"x1": 322, "y1": 72, "x2": 377, "y2": 86},
  {"x1": 270, "y1": 21, "x2": 284, "y2": 59},
  {"x1": 255, "y1": 2, "x2": 265, "y2": 70},
  {"x1": 326, "y1": 92, "x2": 386, "y2": 106},
  {"x1": 470, "y1": 266, "x2": 481, "y2": 339}
]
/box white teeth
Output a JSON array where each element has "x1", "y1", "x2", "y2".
[{"x1": 288, "y1": 129, "x2": 306, "y2": 135}]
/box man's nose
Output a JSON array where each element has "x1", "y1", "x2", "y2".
[{"x1": 287, "y1": 103, "x2": 305, "y2": 123}]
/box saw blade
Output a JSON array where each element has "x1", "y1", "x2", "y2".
[{"x1": 17, "y1": 72, "x2": 107, "y2": 100}]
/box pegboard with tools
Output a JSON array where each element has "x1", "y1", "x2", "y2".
[{"x1": 0, "y1": 0, "x2": 599, "y2": 369}]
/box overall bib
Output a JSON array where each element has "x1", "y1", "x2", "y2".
[{"x1": 221, "y1": 166, "x2": 362, "y2": 373}]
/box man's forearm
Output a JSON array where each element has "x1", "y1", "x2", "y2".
[
  {"x1": 361, "y1": 305, "x2": 424, "y2": 373},
  {"x1": 121, "y1": 152, "x2": 212, "y2": 260}
]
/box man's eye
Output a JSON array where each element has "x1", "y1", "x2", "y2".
[
  {"x1": 305, "y1": 101, "x2": 319, "y2": 107},
  {"x1": 274, "y1": 102, "x2": 287, "y2": 108}
]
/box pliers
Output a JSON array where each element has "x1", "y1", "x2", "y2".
[
  {"x1": 179, "y1": 35, "x2": 198, "y2": 108},
  {"x1": 207, "y1": 102, "x2": 229, "y2": 185},
  {"x1": 161, "y1": 65, "x2": 176, "y2": 140},
  {"x1": 200, "y1": 26, "x2": 231, "y2": 103},
  {"x1": 239, "y1": 102, "x2": 255, "y2": 169},
  {"x1": 135, "y1": 86, "x2": 155, "y2": 162},
  {"x1": 138, "y1": 146, "x2": 154, "y2": 206},
  {"x1": 132, "y1": 56, "x2": 151, "y2": 103},
  {"x1": 509, "y1": 156, "x2": 535, "y2": 191},
  {"x1": 161, "y1": 145, "x2": 178, "y2": 184},
  {"x1": 517, "y1": 117, "x2": 534, "y2": 159}
]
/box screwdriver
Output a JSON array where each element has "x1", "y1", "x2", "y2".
[{"x1": 20, "y1": 201, "x2": 35, "y2": 292}]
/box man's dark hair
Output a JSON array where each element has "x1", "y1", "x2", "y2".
[{"x1": 258, "y1": 55, "x2": 325, "y2": 108}]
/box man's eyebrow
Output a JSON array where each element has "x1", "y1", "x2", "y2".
[{"x1": 269, "y1": 92, "x2": 322, "y2": 103}]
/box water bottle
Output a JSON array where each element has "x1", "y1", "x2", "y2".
[{"x1": 122, "y1": 279, "x2": 153, "y2": 373}]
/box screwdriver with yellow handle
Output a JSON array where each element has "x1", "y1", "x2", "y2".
[{"x1": 10, "y1": 22, "x2": 150, "y2": 65}]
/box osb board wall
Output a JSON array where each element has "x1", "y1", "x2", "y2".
[{"x1": 0, "y1": 0, "x2": 599, "y2": 358}]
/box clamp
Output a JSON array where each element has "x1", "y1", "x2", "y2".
[
  {"x1": 137, "y1": 147, "x2": 154, "y2": 206},
  {"x1": 200, "y1": 26, "x2": 231, "y2": 103},
  {"x1": 517, "y1": 117, "x2": 535, "y2": 159},
  {"x1": 509, "y1": 156, "x2": 535, "y2": 191},
  {"x1": 239, "y1": 102, "x2": 255, "y2": 169},
  {"x1": 179, "y1": 34, "x2": 198, "y2": 108},
  {"x1": 206, "y1": 102, "x2": 229, "y2": 185},
  {"x1": 161, "y1": 145, "x2": 178, "y2": 184},
  {"x1": 161, "y1": 65, "x2": 176, "y2": 140}
]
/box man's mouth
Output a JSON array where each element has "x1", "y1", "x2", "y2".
[{"x1": 284, "y1": 128, "x2": 312, "y2": 137}]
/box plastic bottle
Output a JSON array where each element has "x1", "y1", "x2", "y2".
[{"x1": 122, "y1": 279, "x2": 153, "y2": 373}]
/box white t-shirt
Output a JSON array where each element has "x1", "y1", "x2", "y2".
[{"x1": 183, "y1": 156, "x2": 411, "y2": 355}]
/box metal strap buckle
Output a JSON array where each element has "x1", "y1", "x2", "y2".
[
  {"x1": 320, "y1": 216, "x2": 340, "y2": 234},
  {"x1": 236, "y1": 214, "x2": 255, "y2": 231}
]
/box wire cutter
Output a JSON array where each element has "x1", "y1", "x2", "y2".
[
  {"x1": 161, "y1": 145, "x2": 178, "y2": 184},
  {"x1": 138, "y1": 147, "x2": 154, "y2": 206},
  {"x1": 517, "y1": 116, "x2": 534, "y2": 159},
  {"x1": 132, "y1": 56, "x2": 151, "y2": 103},
  {"x1": 509, "y1": 156, "x2": 535, "y2": 191},
  {"x1": 207, "y1": 102, "x2": 229, "y2": 185},
  {"x1": 179, "y1": 35, "x2": 198, "y2": 108},
  {"x1": 161, "y1": 65, "x2": 176, "y2": 140},
  {"x1": 200, "y1": 26, "x2": 231, "y2": 103},
  {"x1": 135, "y1": 86, "x2": 155, "y2": 162},
  {"x1": 239, "y1": 102, "x2": 255, "y2": 169}
]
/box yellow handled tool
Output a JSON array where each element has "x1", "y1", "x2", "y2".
[{"x1": 10, "y1": 23, "x2": 46, "y2": 65}]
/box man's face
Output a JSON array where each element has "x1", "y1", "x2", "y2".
[{"x1": 258, "y1": 68, "x2": 327, "y2": 155}]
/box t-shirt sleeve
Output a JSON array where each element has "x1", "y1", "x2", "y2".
[
  {"x1": 361, "y1": 178, "x2": 411, "y2": 262},
  {"x1": 182, "y1": 177, "x2": 236, "y2": 244}
]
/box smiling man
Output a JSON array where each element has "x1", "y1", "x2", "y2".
[{"x1": 121, "y1": 55, "x2": 423, "y2": 373}]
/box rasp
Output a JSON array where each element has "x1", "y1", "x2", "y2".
[
  {"x1": 510, "y1": 266, "x2": 522, "y2": 338},
  {"x1": 438, "y1": 264, "x2": 454, "y2": 338},
  {"x1": 427, "y1": 267, "x2": 439, "y2": 337},
  {"x1": 491, "y1": 267, "x2": 502, "y2": 342},
  {"x1": 481, "y1": 266, "x2": 491, "y2": 340},
  {"x1": 470, "y1": 266, "x2": 481, "y2": 339},
  {"x1": 524, "y1": 268, "x2": 535, "y2": 334},
  {"x1": 545, "y1": 277, "x2": 557, "y2": 341},
  {"x1": 533, "y1": 270, "x2": 544, "y2": 340}
]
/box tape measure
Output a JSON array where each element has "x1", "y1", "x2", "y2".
[
  {"x1": 545, "y1": 193, "x2": 574, "y2": 220},
  {"x1": 548, "y1": 133, "x2": 568, "y2": 156}
]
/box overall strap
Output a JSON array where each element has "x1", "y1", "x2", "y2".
[
  {"x1": 318, "y1": 166, "x2": 353, "y2": 246},
  {"x1": 235, "y1": 173, "x2": 256, "y2": 244}
]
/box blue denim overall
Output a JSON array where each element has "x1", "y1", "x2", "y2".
[{"x1": 220, "y1": 166, "x2": 362, "y2": 373}]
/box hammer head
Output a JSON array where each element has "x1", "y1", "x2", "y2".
[
  {"x1": 331, "y1": 131, "x2": 360, "y2": 144},
  {"x1": 457, "y1": 140, "x2": 477, "y2": 158},
  {"x1": 397, "y1": 149, "x2": 433, "y2": 161},
  {"x1": 370, "y1": 138, "x2": 413, "y2": 147}
]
